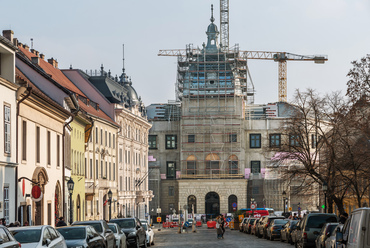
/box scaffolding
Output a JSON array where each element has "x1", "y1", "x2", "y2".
[{"x1": 177, "y1": 43, "x2": 254, "y2": 179}]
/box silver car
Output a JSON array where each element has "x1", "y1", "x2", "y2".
[
  {"x1": 324, "y1": 224, "x2": 343, "y2": 248},
  {"x1": 107, "y1": 223, "x2": 127, "y2": 248},
  {"x1": 9, "y1": 225, "x2": 66, "y2": 248}
]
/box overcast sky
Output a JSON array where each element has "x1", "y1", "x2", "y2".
[{"x1": 2, "y1": 0, "x2": 369, "y2": 105}]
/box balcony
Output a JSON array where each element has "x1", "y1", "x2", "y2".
[{"x1": 179, "y1": 168, "x2": 244, "y2": 179}]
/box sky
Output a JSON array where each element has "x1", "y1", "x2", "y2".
[{"x1": 1, "y1": 0, "x2": 370, "y2": 106}]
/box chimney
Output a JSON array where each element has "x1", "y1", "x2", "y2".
[
  {"x1": 2, "y1": 30, "x2": 14, "y2": 42},
  {"x1": 96, "y1": 103, "x2": 100, "y2": 111},
  {"x1": 12, "y1": 38, "x2": 18, "y2": 46},
  {"x1": 47, "y1": 57, "x2": 58, "y2": 68},
  {"x1": 31, "y1": 56, "x2": 39, "y2": 65},
  {"x1": 24, "y1": 44, "x2": 29, "y2": 51},
  {"x1": 30, "y1": 49, "x2": 39, "y2": 56},
  {"x1": 40, "y1": 53, "x2": 45, "y2": 60}
]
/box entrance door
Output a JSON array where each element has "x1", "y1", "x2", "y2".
[{"x1": 205, "y1": 192, "x2": 220, "y2": 220}]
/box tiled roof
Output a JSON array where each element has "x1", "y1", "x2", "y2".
[
  {"x1": 18, "y1": 46, "x2": 86, "y2": 98},
  {"x1": 78, "y1": 100, "x2": 118, "y2": 127}
]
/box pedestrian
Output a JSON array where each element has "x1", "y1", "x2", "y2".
[
  {"x1": 293, "y1": 213, "x2": 298, "y2": 220},
  {"x1": 220, "y1": 215, "x2": 225, "y2": 238},
  {"x1": 339, "y1": 212, "x2": 348, "y2": 224},
  {"x1": 56, "y1": 217, "x2": 67, "y2": 227},
  {"x1": 23, "y1": 221, "x2": 29, "y2": 226},
  {"x1": 14, "y1": 221, "x2": 20, "y2": 227},
  {"x1": 216, "y1": 216, "x2": 223, "y2": 239}
]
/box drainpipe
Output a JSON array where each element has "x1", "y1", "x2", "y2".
[{"x1": 16, "y1": 87, "x2": 32, "y2": 222}]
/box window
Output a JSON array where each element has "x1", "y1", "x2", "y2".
[
  {"x1": 250, "y1": 134, "x2": 261, "y2": 148},
  {"x1": 113, "y1": 134, "x2": 115, "y2": 148},
  {"x1": 166, "y1": 135, "x2": 177, "y2": 149},
  {"x1": 228, "y1": 160, "x2": 238, "y2": 174},
  {"x1": 148, "y1": 135, "x2": 157, "y2": 149},
  {"x1": 187, "y1": 161, "x2": 196, "y2": 175},
  {"x1": 311, "y1": 134, "x2": 317, "y2": 148},
  {"x1": 105, "y1": 131, "x2": 107, "y2": 146},
  {"x1": 109, "y1": 162, "x2": 111, "y2": 180},
  {"x1": 22, "y1": 120, "x2": 27, "y2": 160},
  {"x1": 289, "y1": 134, "x2": 300, "y2": 147},
  {"x1": 229, "y1": 134, "x2": 237, "y2": 143},
  {"x1": 109, "y1": 133, "x2": 111, "y2": 147},
  {"x1": 105, "y1": 162, "x2": 108, "y2": 178},
  {"x1": 119, "y1": 149, "x2": 123, "y2": 163},
  {"x1": 188, "y1": 135, "x2": 195, "y2": 143},
  {"x1": 269, "y1": 134, "x2": 281, "y2": 148},
  {"x1": 187, "y1": 195, "x2": 196, "y2": 214},
  {"x1": 166, "y1": 162, "x2": 176, "y2": 179},
  {"x1": 100, "y1": 161, "x2": 103, "y2": 178},
  {"x1": 113, "y1": 163, "x2": 115, "y2": 181},
  {"x1": 36, "y1": 126, "x2": 40, "y2": 163},
  {"x1": 47, "y1": 131, "x2": 51, "y2": 165},
  {"x1": 96, "y1": 160, "x2": 98, "y2": 179},
  {"x1": 206, "y1": 153, "x2": 220, "y2": 174},
  {"x1": 57, "y1": 135, "x2": 60, "y2": 167},
  {"x1": 4, "y1": 187, "x2": 9, "y2": 225},
  {"x1": 90, "y1": 159, "x2": 93, "y2": 179},
  {"x1": 251, "y1": 161, "x2": 261, "y2": 173},
  {"x1": 252, "y1": 186, "x2": 260, "y2": 195},
  {"x1": 120, "y1": 176, "x2": 123, "y2": 191},
  {"x1": 168, "y1": 186, "x2": 174, "y2": 196},
  {"x1": 4, "y1": 105, "x2": 10, "y2": 154},
  {"x1": 100, "y1": 129, "x2": 103, "y2": 145},
  {"x1": 95, "y1": 127, "x2": 98, "y2": 144}
]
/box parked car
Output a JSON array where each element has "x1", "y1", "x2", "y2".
[
  {"x1": 251, "y1": 219, "x2": 260, "y2": 236},
  {"x1": 109, "y1": 218, "x2": 146, "y2": 248},
  {"x1": 10, "y1": 225, "x2": 67, "y2": 248},
  {"x1": 324, "y1": 224, "x2": 343, "y2": 248},
  {"x1": 245, "y1": 218, "x2": 257, "y2": 234},
  {"x1": 315, "y1": 223, "x2": 339, "y2": 248},
  {"x1": 280, "y1": 219, "x2": 299, "y2": 244},
  {"x1": 295, "y1": 213, "x2": 338, "y2": 248},
  {"x1": 256, "y1": 216, "x2": 268, "y2": 237},
  {"x1": 107, "y1": 223, "x2": 127, "y2": 248},
  {"x1": 266, "y1": 219, "x2": 289, "y2": 241},
  {"x1": 291, "y1": 220, "x2": 301, "y2": 246},
  {"x1": 0, "y1": 225, "x2": 21, "y2": 248},
  {"x1": 57, "y1": 225, "x2": 105, "y2": 248},
  {"x1": 258, "y1": 216, "x2": 285, "y2": 239},
  {"x1": 142, "y1": 223, "x2": 154, "y2": 247},
  {"x1": 240, "y1": 218, "x2": 248, "y2": 232},
  {"x1": 336, "y1": 207, "x2": 370, "y2": 248},
  {"x1": 72, "y1": 220, "x2": 115, "y2": 248}
]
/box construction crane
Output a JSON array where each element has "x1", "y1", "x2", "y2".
[
  {"x1": 220, "y1": 0, "x2": 229, "y2": 51},
  {"x1": 158, "y1": 49, "x2": 327, "y2": 102}
]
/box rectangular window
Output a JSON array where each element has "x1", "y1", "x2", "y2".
[
  {"x1": 113, "y1": 163, "x2": 115, "y2": 181},
  {"x1": 311, "y1": 134, "x2": 317, "y2": 148},
  {"x1": 85, "y1": 158, "x2": 87, "y2": 178},
  {"x1": 228, "y1": 161, "x2": 238, "y2": 174},
  {"x1": 105, "y1": 131, "x2": 107, "y2": 146},
  {"x1": 36, "y1": 126, "x2": 40, "y2": 163},
  {"x1": 113, "y1": 134, "x2": 115, "y2": 148},
  {"x1": 252, "y1": 186, "x2": 260, "y2": 195},
  {"x1": 96, "y1": 160, "x2": 99, "y2": 179},
  {"x1": 251, "y1": 161, "x2": 261, "y2": 174},
  {"x1": 96, "y1": 200, "x2": 99, "y2": 215},
  {"x1": 229, "y1": 134, "x2": 237, "y2": 143},
  {"x1": 4, "y1": 105, "x2": 10, "y2": 154},
  {"x1": 95, "y1": 127, "x2": 98, "y2": 144},
  {"x1": 109, "y1": 133, "x2": 111, "y2": 147},
  {"x1": 22, "y1": 120, "x2": 27, "y2": 160},
  {"x1": 57, "y1": 135, "x2": 60, "y2": 167},
  {"x1": 90, "y1": 159, "x2": 93, "y2": 179},
  {"x1": 105, "y1": 161, "x2": 108, "y2": 178},
  {"x1": 119, "y1": 149, "x2": 123, "y2": 163},
  {"x1": 166, "y1": 162, "x2": 176, "y2": 179},
  {"x1": 269, "y1": 134, "x2": 281, "y2": 148},
  {"x1": 289, "y1": 134, "x2": 300, "y2": 147},
  {"x1": 188, "y1": 135, "x2": 195, "y2": 143},
  {"x1": 47, "y1": 131, "x2": 51, "y2": 165},
  {"x1": 168, "y1": 186, "x2": 174, "y2": 196},
  {"x1": 165, "y1": 135, "x2": 177, "y2": 149},
  {"x1": 187, "y1": 161, "x2": 196, "y2": 175},
  {"x1": 100, "y1": 161, "x2": 103, "y2": 178},
  {"x1": 148, "y1": 135, "x2": 157, "y2": 149},
  {"x1": 4, "y1": 187, "x2": 9, "y2": 225},
  {"x1": 109, "y1": 162, "x2": 111, "y2": 180},
  {"x1": 100, "y1": 129, "x2": 103, "y2": 145},
  {"x1": 120, "y1": 176, "x2": 123, "y2": 191},
  {"x1": 250, "y1": 134, "x2": 261, "y2": 148}
]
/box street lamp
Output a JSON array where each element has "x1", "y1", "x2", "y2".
[
  {"x1": 67, "y1": 178, "x2": 74, "y2": 225},
  {"x1": 282, "y1": 191, "x2": 287, "y2": 215},
  {"x1": 108, "y1": 189, "x2": 112, "y2": 221},
  {"x1": 322, "y1": 182, "x2": 328, "y2": 213},
  {"x1": 251, "y1": 198, "x2": 255, "y2": 217}
]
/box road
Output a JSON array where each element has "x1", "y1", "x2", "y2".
[{"x1": 152, "y1": 226, "x2": 293, "y2": 248}]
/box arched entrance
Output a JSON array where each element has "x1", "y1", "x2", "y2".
[
  {"x1": 205, "y1": 192, "x2": 220, "y2": 220},
  {"x1": 54, "y1": 182, "x2": 62, "y2": 226},
  {"x1": 187, "y1": 195, "x2": 197, "y2": 214},
  {"x1": 33, "y1": 169, "x2": 48, "y2": 225},
  {"x1": 228, "y1": 195, "x2": 238, "y2": 213},
  {"x1": 76, "y1": 195, "x2": 81, "y2": 221}
]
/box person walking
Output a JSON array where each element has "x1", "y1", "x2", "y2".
[
  {"x1": 216, "y1": 216, "x2": 223, "y2": 239},
  {"x1": 56, "y1": 217, "x2": 67, "y2": 227},
  {"x1": 339, "y1": 212, "x2": 348, "y2": 224},
  {"x1": 220, "y1": 215, "x2": 225, "y2": 239}
]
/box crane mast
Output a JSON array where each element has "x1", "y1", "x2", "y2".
[{"x1": 220, "y1": 0, "x2": 229, "y2": 51}]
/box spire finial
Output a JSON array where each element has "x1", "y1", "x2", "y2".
[
  {"x1": 122, "y1": 44, "x2": 125, "y2": 74},
  {"x1": 210, "y1": 4, "x2": 215, "y2": 23}
]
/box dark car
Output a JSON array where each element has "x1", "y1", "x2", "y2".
[
  {"x1": 245, "y1": 218, "x2": 257, "y2": 234},
  {"x1": 255, "y1": 216, "x2": 268, "y2": 237},
  {"x1": 267, "y1": 218, "x2": 289, "y2": 241},
  {"x1": 57, "y1": 225, "x2": 105, "y2": 248},
  {"x1": 315, "y1": 223, "x2": 338, "y2": 248},
  {"x1": 251, "y1": 219, "x2": 260, "y2": 236},
  {"x1": 109, "y1": 218, "x2": 146, "y2": 248},
  {"x1": 72, "y1": 220, "x2": 115, "y2": 248},
  {"x1": 280, "y1": 219, "x2": 299, "y2": 244},
  {"x1": 0, "y1": 225, "x2": 21, "y2": 248},
  {"x1": 295, "y1": 213, "x2": 338, "y2": 248},
  {"x1": 258, "y1": 216, "x2": 286, "y2": 239}
]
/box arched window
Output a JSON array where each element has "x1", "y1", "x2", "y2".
[
  {"x1": 205, "y1": 153, "x2": 220, "y2": 174},
  {"x1": 228, "y1": 155, "x2": 238, "y2": 174},
  {"x1": 228, "y1": 195, "x2": 238, "y2": 213},
  {"x1": 186, "y1": 155, "x2": 197, "y2": 175},
  {"x1": 188, "y1": 195, "x2": 197, "y2": 214}
]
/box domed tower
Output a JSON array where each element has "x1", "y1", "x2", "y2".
[{"x1": 206, "y1": 4, "x2": 219, "y2": 52}]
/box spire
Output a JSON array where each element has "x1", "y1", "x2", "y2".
[
  {"x1": 122, "y1": 44, "x2": 125, "y2": 74},
  {"x1": 210, "y1": 4, "x2": 215, "y2": 23}
]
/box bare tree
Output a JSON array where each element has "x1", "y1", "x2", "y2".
[{"x1": 347, "y1": 55, "x2": 370, "y2": 103}]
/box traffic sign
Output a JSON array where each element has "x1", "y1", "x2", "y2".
[
  {"x1": 288, "y1": 207, "x2": 292, "y2": 211},
  {"x1": 226, "y1": 217, "x2": 232, "y2": 222},
  {"x1": 298, "y1": 207, "x2": 301, "y2": 211},
  {"x1": 250, "y1": 203, "x2": 256, "y2": 209},
  {"x1": 145, "y1": 213, "x2": 149, "y2": 217},
  {"x1": 184, "y1": 221, "x2": 189, "y2": 228},
  {"x1": 232, "y1": 202, "x2": 237, "y2": 208},
  {"x1": 157, "y1": 217, "x2": 162, "y2": 222}
]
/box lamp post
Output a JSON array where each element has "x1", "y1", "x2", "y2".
[
  {"x1": 322, "y1": 182, "x2": 328, "y2": 213},
  {"x1": 67, "y1": 178, "x2": 74, "y2": 225},
  {"x1": 108, "y1": 189, "x2": 112, "y2": 221},
  {"x1": 251, "y1": 198, "x2": 255, "y2": 217},
  {"x1": 282, "y1": 191, "x2": 287, "y2": 215}
]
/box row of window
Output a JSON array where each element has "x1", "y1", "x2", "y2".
[
  {"x1": 149, "y1": 133, "x2": 317, "y2": 149},
  {"x1": 94, "y1": 127, "x2": 116, "y2": 148},
  {"x1": 86, "y1": 159, "x2": 116, "y2": 181}
]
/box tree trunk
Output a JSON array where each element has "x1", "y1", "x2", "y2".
[{"x1": 332, "y1": 196, "x2": 345, "y2": 214}]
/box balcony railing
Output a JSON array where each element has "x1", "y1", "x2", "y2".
[{"x1": 179, "y1": 168, "x2": 243, "y2": 179}]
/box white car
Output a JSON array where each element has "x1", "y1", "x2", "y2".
[
  {"x1": 142, "y1": 223, "x2": 154, "y2": 247},
  {"x1": 107, "y1": 223, "x2": 127, "y2": 248},
  {"x1": 9, "y1": 225, "x2": 67, "y2": 248}
]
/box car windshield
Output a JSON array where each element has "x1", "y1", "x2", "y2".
[
  {"x1": 142, "y1": 224, "x2": 148, "y2": 231},
  {"x1": 58, "y1": 228, "x2": 86, "y2": 240},
  {"x1": 11, "y1": 229, "x2": 42, "y2": 243},
  {"x1": 77, "y1": 223, "x2": 103, "y2": 233},
  {"x1": 250, "y1": 219, "x2": 256, "y2": 224},
  {"x1": 307, "y1": 216, "x2": 338, "y2": 228},
  {"x1": 112, "y1": 219, "x2": 136, "y2": 229},
  {"x1": 274, "y1": 219, "x2": 288, "y2": 225},
  {"x1": 108, "y1": 225, "x2": 117, "y2": 233},
  {"x1": 327, "y1": 224, "x2": 338, "y2": 234}
]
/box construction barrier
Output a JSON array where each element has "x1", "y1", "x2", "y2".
[
  {"x1": 162, "y1": 222, "x2": 171, "y2": 228},
  {"x1": 196, "y1": 221, "x2": 202, "y2": 227},
  {"x1": 207, "y1": 221, "x2": 216, "y2": 229},
  {"x1": 171, "y1": 222, "x2": 178, "y2": 227}
]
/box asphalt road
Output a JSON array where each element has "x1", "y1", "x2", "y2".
[{"x1": 152, "y1": 226, "x2": 293, "y2": 248}]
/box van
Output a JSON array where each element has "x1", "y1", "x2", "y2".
[
  {"x1": 295, "y1": 213, "x2": 338, "y2": 248},
  {"x1": 336, "y1": 207, "x2": 370, "y2": 248}
]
